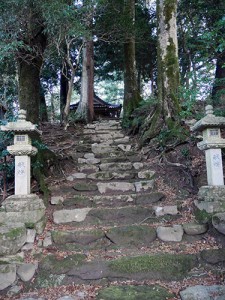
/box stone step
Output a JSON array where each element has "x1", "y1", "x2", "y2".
[
  {"x1": 51, "y1": 225, "x2": 157, "y2": 251},
  {"x1": 48, "y1": 221, "x2": 208, "y2": 252},
  {"x1": 53, "y1": 206, "x2": 155, "y2": 226},
  {"x1": 91, "y1": 132, "x2": 125, "y2": 143},
  {"x1": 67, "y1": 253, "x2": 198, "y2": 282},
  {"x1": 60, "y1": 191, "x2": 165, "y2": 208},
  {"x1": 87, "y1": 170, "x2": 136, "y2": 180},
  {"x1": 99, "y1": 162, "x2": 133, "y2": 171},
  {"x1": 84, "y1": 122, "x2": 121, "y2": 131},
  {"x1": 97, "y1": 180, "x2": 155, "y2": 194},
  {"x1": 33, "y1": 252, "x2": 198, "y2": 288}
]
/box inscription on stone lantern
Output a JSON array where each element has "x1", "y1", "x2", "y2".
[
  {"x1": 192, "y1": 105, "x2": 225, "y2": 186},
  {"x1": 0, "y1": 109, "x2": 41, "y2": 195},
  {"x1": 17, "y1": 161, "x2": 26, "y2": 176}
]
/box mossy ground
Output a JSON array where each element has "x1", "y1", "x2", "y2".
[
  {"x1": 96, "y1": 285, "x2": 174, "y2": 300},
  {"x1": 109, "y1": 253, "x2": 197, "y2": 280}
]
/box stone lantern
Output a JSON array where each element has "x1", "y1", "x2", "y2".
[
  {"x1": 192, "y1": 105, "x2": 225, "y2": 186},
  {"x1": 1, "y1": 109, "x2": 41, "y2": 195},
  {"x1": 192, "y1": 105, "x2": 225, "y2": 213},
  {"x1": 0, "y1": 110, "x2": 46, "y2": 234}
]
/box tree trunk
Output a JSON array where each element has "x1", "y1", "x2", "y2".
[
  {"x1": 123, "y1": 0, "x2": 141, "y2": 120},
  {"x1": 18, "y1": 56, "x2": 44, "y2": 124},
  {"x1": 212, "y1": 51, "x2": 225, "y2": 107},
  {"x1": 140, "y1": 0, "x2": 181, "y2": 144},
  {"x1": 17, "y1": 27, "x2": 47, "y2": 124},
  {"x1": 40, "y1": 84, "x2": 48, "y2": 122},
  {"x1": 60, "y1": 69, "x2": 68, "y2": 122},
  {"x1": 157, "y1": 0, "x2": 180, "y2": 123},
  {"x1": 76, "y1": 38, "x2": 94, "y2": 123}
]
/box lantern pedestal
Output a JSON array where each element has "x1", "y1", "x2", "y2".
[
  {"x1": 192, "y1": 105, "x2": 225, "y2": 215},
  {"x1": 0, "y1": 110, "x2": 46, "y2": 238}
]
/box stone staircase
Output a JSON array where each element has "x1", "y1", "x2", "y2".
[{"x1": 1, "y1": 119, "x2": 225, "y2": 299}]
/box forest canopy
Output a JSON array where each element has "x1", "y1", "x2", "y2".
[{"x1": 0, "y1": 0, "x2": 224, "y2": 137}]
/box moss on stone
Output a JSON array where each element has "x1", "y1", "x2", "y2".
[
  {"x1": 96, "y1": 285, "x2": 174, "y2": 300},
  {"x1": 32, "y1": 272, "x2": 66, "y2": 289},
  {"x1": 25, "y1": 222, "x2": 35, "y2": 229},
  {"x1": 5, "y1": 227, "x2": 24, "y2": 239},
  {"x1": 40, "y1": 253, "x2": 86, "y2": 274},
  {"x1": 194, "y1": 208, "x2": 212, "y2": 224},
  {"x1": 109, "y1": 254, "x2": 197, "y2": 280}
]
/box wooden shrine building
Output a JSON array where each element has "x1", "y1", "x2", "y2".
[{"x1": 70, "y1": 95, "x2": 122, "y2": 118}]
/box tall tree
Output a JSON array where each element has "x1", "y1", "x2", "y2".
[
  {"x1": 157, "y1": 0, "x2": 180, "y2": 122},
  {"x1": 178, "y1": 0, "x2": 225, "y2": 109},
  {"x1": 75, "y1": 0, "x2": 95, "y2": 123},
  {"x1": 76, "y1": 38, "x2": 94, "y2": 122},
  {"x1": 0, "y1": 0, "x2": 47, "y2": 123},
  {"x1": 123, "y1": 0, "x2": 141, "y2": 120},
  {"x1": 140, "y1": 0, "x2": 181, "y2": 143}
]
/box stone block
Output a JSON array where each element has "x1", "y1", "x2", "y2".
[
  {"x1": 72, "y1": 173, "x2": 87, "y2": 179},
  {"x1": 198, "y1": 186, "x2": 225, "y2": 202},
  {"x1": 154, "y1": 205, "x2": 178, "y2": 216},
  {"x1": 156, "y1": 225, "x2": 184, "y2": 242},
  {"x1": 87, "y1": 172, "x2": 114, "y2": 181},
  {"x1": 91, "y1": 143, "x2": 114, "y2": 154},
  {"x1": 43, "y1": 232, "x2": 52, "y2": 247},
  {"x1": 117, "y1": 144, "x2": 132, "y2": 152},
  {"x1": 114, "y1": 136, "x2": 130, "y2": 144},
  {"x1": 53, "y1": 208, "x2": 92, "y2": 224},
  {"x1": 0, "y1": 264, "x2": 16, "y2": 290},
  {"x1": 17, "y1": 263, "x2": 37, "y2": 282},
  {"x1": 26, "y1": 229, "x2": 36, "y2": 243},
  {"x1": 99, "y1": 162, "x2": 132, "y2": 171},
  {"x1": 183, "y1": 223, "x2": 208, "y2": 235},
  {"x1": 212, "y1": 213, "x2": 225, "y2": 235},
  {"x1": 86, "y1": 157, "x2": 101, "y2": 165},
  {"x1": 138, "y1": 170, "x2": 155, "y2": 179},
  {"x1": 22, "y1": 243, "x2": 34, "y2": 251},
  {"x1": 0, "y1": 252, "x2": 24, "y2": 264},
  {"x1": 0, "y1": 223, "x2": 26, "y2": 256},
  {"x1": 97, "y1": 182, "x2": 135, "y2": 194},
  {"x1": 194, "y1": 199, "x2": 225, "y2": 214},
  {"x1": 180, "y1": 285, "x2": 225, "y2": 300},
  {"x1": 78, "y1": 165, "x2": 99, "y2": 172},
  {"x1": 51, "y1": 196, "x2": 64, "y2": 205},
  {"x1": 84, "y1": 153, "x2": 95, "y2": 159},
  {"x1": 134, "y1": 180, "x2": 155, "y2": 192},
  {"x1": 133, "y1": 162, "x2": 144, "y2": 170},
  {"x1": 2, "y1": 194, "x2": 45, "y2": 212}
]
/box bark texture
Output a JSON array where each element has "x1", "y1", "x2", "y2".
[
  {"x1": 60, "y1": 68, "x2": 68, "y2": 122},
  {"x1": 123, "y1": 0, "x2": 141, "y2": 120},
  {"x1": 17, "y1": 6, "x2": 47, "y2": 124},
  {"x1": 76, "y1": 39, "x2": 94, "y2": 123},
  {"x1": 157, "y1": 0, "x2": 180, "y2": 123},
  {"x1": 18, "y1": 53, "x2": 45, "y2": 124},
  {"x1": 212, "y1": 51, "x2": 225, "y2": 106},
  {"x1": 140, "y1": 0, "x2": 181, "y2": 143}
]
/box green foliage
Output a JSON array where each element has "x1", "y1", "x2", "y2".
[
  {"x1": 0, "y1": 125, "x2": 14, "y2": 191},
  {"x1": 156, "y1": 125, "x2": 188, "y2": 149},
  {"x1": 31, "y1": 139, "x2": 52, "y2": 201},
  {"x1": 180, "y1": 147, "x2": 190, "y2": 158},
  {"x1": 122, "y1": 97, "x2": 157, "y2": 131}
]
